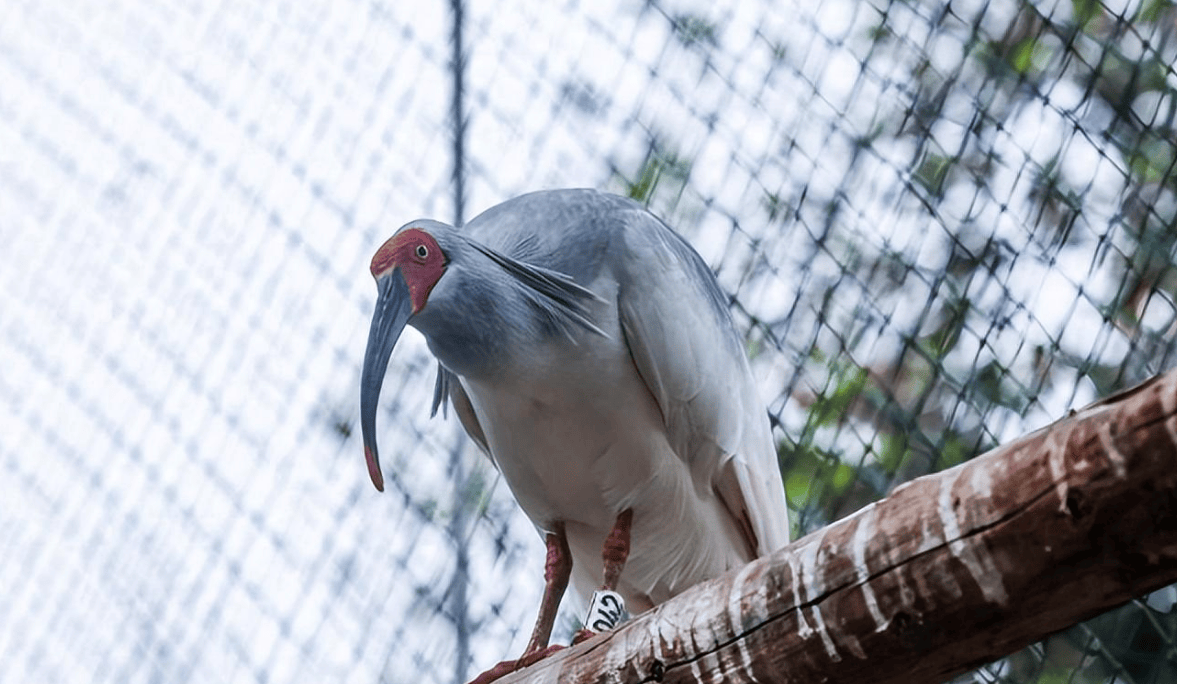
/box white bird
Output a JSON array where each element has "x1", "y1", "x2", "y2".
[{"x1": 360, "y1": 189, "x2": 790, "y2": 682}]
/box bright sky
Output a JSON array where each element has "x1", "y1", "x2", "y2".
[{"x1": 0, "y1": 0, "x2": 1133, "y2": 681}]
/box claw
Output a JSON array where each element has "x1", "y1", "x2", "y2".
[
  {"x1": 467, "y1": 645, "x2": 565, "y2": 684},
  {"x1": 572, "y1": 628, "x2": 596, "y2": 645}
]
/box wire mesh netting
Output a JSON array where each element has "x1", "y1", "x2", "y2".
[{"x1": 2, "y1": 0, "x2": 1176, "y2": 682}]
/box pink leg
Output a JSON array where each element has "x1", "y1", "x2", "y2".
[
  {"x1": 600, "y1": 509, "x2": 633, "y2": 591},
  {"x1": 573, "y1": 509, "x2": 633, "y2": 644},
  {"x1": 524, "y1": 524, "x2": 572, "y2": 654},
  {"x1": 468, "y1": 525, "x2": 572, "y2": 684}
]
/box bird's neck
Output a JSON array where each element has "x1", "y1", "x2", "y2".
[{"x1": 413, "y1": 276, "x2": 537, "y2": 382}]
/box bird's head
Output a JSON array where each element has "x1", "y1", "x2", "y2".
[
  {"x1": 359, "y1": 214, "x2": 606, "y2": 493},
  {"x1": 360, "y1": 224, "x2": 448, "y2": 492}
]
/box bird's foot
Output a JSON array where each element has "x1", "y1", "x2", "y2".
[
  {"x1": 467, "y1": 644, "x2": 565, "y2": 684},
  {"x1": 572, "y1": 628, "x2": 596, "y2": 644}
]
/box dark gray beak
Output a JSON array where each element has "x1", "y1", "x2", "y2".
[{"x1": 360, "y1": 271, "x2": 414, "y2": 492}]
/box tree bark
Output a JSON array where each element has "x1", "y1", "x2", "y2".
[{"x1": 497, "y1": 369, "x2": 1177, "y2": 684}]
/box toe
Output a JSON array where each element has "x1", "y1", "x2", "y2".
[{"x1": 467, "y1": 659, "x2": 521, "y2": 684}]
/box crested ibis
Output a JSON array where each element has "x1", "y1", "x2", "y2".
[{"x1": 360, "y1": 188, "x2": 789, "y2": 681}]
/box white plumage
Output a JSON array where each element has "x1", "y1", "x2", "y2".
[{"x1": 360, "y1": 188, "x2": 789, "y2": 680}]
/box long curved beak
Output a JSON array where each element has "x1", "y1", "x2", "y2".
[{"x1": 360, "y1": 271, "x2": 414, "y2": 492}]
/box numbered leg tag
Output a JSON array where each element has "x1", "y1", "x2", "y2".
[{"x1": 585, "y1": 590, "x2": 627, "y2": 633}]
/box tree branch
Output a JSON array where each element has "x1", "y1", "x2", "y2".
[{"x1": 498, "y1": 369, "x2": 1177, "y2": 683}]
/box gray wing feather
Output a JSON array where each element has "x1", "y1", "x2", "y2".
[
  {"x1": 433, "y1": 363, "x2": 491, "y2": 456},
  {"x1": 617, "y1": 213, "x2": 791, "y2": 556},
  {"x1": 451, "y1": 188, "x2": 789, "y2": 554}
]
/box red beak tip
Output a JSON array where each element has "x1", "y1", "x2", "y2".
[{"x1": 365, "y1": 445, "x2": 385, "y2": 492}]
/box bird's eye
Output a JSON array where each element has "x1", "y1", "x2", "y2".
[{"x1": 415, "y1": 244, "x2": 429, "y2": 260}]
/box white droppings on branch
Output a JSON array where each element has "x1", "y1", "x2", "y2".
[
  {"x1": 969, "y1": 461, "x2": 993, "y2": 501},
  {"x1": 799, "y1": 526, "x2": 840, "y2": 661},
  {"x1": 912, "y1": 548, "x2": 961, "y2": 606},
  {"x1": 851, "y1": 504, "x2": 887, "y2": 633},
  {"x1": 788, "y1": 552, "x2": 814, "y2": 639},
  {"x1": 726, "y1": 561, "x2": 760, "y2": 681},
  {"x1": 733, "y1": 635, "x2": 759, "y2": 680},
  {"x1": 645, "y1": 614, "x2": 666, "y2": 669},
  {"x1": 502, "y1": 374, "x2": 1177, "y2": 684},
  {"x1": 1096, "y1": 421, "x2": 1128, "y2": 479},
  {"x1": 1045, "y1": 423, "x2": 1070, "y2": 514},
  {"x1": 937, "y1": 471, "x2": 1008, "y2": 605},
  {"x1": 1160, "y1": 375, "x2": 1177, "y2": 450}
]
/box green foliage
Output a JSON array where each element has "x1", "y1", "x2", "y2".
[
  {"x1": 913, "y1": 151, "x2": 954, "y2": 199},
  {"x1": 778, "y1": 433, "x2": 856, "y2": 519},
  {"x1": 1127, "y1": 133, "x2": 1177, "y2": 186},
  {"x1": 618, "y1": 139, "x2": 692, "y2": 207},
  {"x1": 622, "y1": 1, "x2": 1177, "y2": 679},
  {"x1": 1070, "y1": 0, "x2": 1102, "y2": 28},
  {"x1": 807, "y1": 362, "x2": 868, "y2": 429},
  {"x1": 606, "y1": 0, "x2": 1177, "y2": 678},
  {"x1": 919, "y1": 295, "x2": 968, "y2": 360},
  {"x1": 1007, "y1": 37, "x2": 1048, "y2": 75},
  {"x1": 1139, "y1": 0, "x2": 1176, "y2": 22}
]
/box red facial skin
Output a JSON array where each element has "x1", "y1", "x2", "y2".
[{"x1": 370, "y1": 228, "x2": 446, "y2": 313}]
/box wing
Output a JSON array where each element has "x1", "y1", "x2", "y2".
[
  {"x1": 433, "y1": 364, "x2": 490, "y2": 456},
  {"x1": 449, "y1": 187, "x2": 790, "y2": 553},
  {"x1": 616, "y1": 213, "x2": 790, "y2": 557}
]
